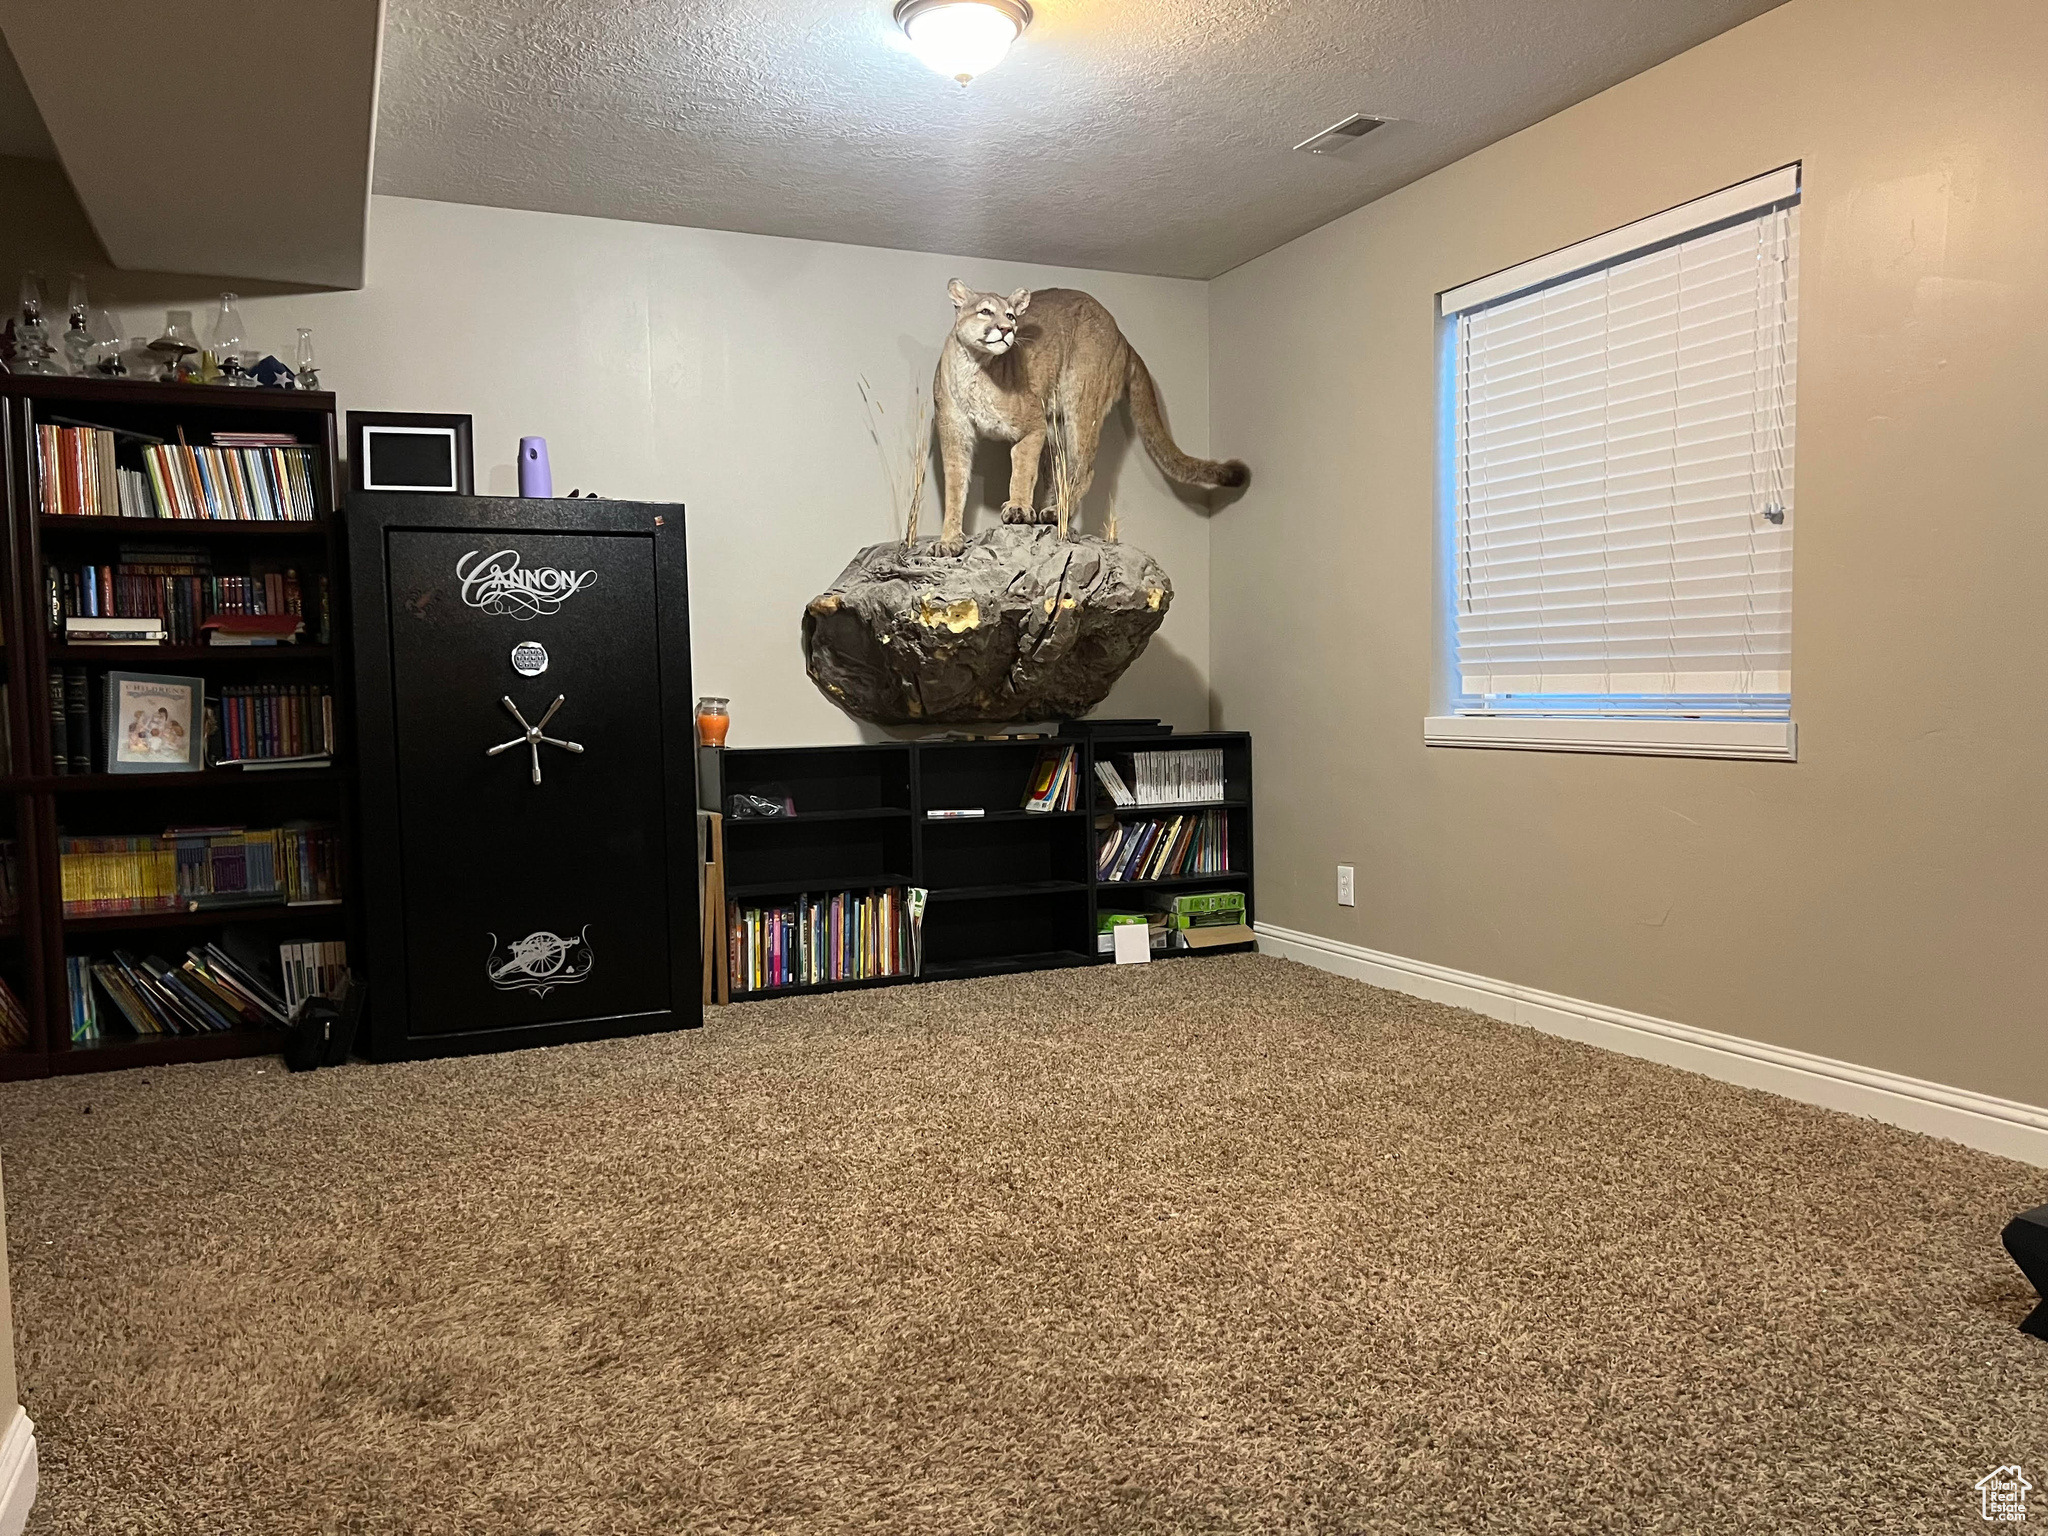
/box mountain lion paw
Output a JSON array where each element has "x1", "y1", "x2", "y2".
[
  {"x1": 1034, "y1": 505, "x2": 1062, "y2": 525},
  {"x1": 934, "y1": 535, "x2": 968, "y2": 557},
  {"x1": 1000, "y1": 501, "x2": 1035, "y2": 524}
]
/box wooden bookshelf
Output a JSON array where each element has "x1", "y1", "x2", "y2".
[
  {"x1": 0, "y1": 374, "x2": 355, "y2": 1079},
  {"x1": 700, "y1": 731, "x2": 1253, "y2": 1002}
]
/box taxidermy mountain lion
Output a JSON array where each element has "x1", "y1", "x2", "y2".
[{"x1": 929, "y1": 280, "x2": 1248, "y2": 555}]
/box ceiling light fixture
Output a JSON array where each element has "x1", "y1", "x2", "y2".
[{"x1": 894, "y1": 0, "x2": 1032, "y2": 84}]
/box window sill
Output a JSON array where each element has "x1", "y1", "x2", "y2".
[{"x1": 1423, "y1": 715, "x2": 1796, "y2": 761}]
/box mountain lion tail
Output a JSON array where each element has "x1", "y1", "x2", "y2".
[{"x1": 1126, "y1": 350, "x2": 1250, "y2": 490}]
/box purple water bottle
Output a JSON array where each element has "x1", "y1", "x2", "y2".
[{"x1": 518, "y1": 437, "x2": 553, "y2": 498}]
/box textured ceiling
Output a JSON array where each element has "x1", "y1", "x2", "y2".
[{"x1": 375, "y1": 0, "x2": 1789, "y2": 280}]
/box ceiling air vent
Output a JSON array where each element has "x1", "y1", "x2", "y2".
[{"x1": 1293, "y1": 114, "x2": 1390, "y2": 155}]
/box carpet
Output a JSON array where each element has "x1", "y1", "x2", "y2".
[{"x1": 0, "y1": 954, "x2": 2042, "y2": 1534}]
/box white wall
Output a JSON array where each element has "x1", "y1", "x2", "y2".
[{"x1": 0, "y1": 174, "x2": 1214, "y2": 746}]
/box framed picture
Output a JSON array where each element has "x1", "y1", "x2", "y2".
[
  {"x1": 348, "y1": 411, "x2": 474, "y2": 495},
  {"x1": 105, "y1": 672, "x2": 206, "y2": 775}
]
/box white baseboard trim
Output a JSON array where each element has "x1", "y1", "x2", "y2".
[
  {"x1": 0, "y1": 1406, "x2": 36, "y2": 1536},
  {"x1": 1256, "y1": 923, "x2": 2048, "y2": 1168}
]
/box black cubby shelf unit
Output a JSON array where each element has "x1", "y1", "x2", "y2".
[
  {"x1": 700, "y1": 730, "x2": 1253, "y2": 1003},
  {"x1": 0, "y1": 374, "x2": 357, "y2": 1080}
]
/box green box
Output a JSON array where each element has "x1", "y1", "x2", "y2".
[
  {"x1": 1156, "y1": 890, "x2": 1245, "y2": 919},
  {"x1": 1097, "y1": 912, "x2": 1149, "y2": 932}
]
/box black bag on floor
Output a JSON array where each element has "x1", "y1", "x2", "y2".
[{"x1": 283, "y1": 974, "x2": 364, "y2": 1073}]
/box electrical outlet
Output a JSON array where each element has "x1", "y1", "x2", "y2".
[{"x1": 1337, "y1": 864, "x2": 1355, "y2": 906}]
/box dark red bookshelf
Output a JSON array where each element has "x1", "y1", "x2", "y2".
[{"x1": 0, "y1": 374, "x2": 355, "y2": 1079}]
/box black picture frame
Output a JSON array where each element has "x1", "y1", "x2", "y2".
[
  {"x1": 104, "y1": 671, "x2": 207, "y2": 774},
  {"x1": 347, "y1": 411, "x2": 474, "y2": 495}
]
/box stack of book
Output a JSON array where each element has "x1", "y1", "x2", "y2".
[
  {"x1": 35, "y1": 424, "x2": 320, "y2": 521},
  {"x1": 57, "y1": 822, "x2": 343, "y2": 916},
  {"x1": 1022, "y1": 744, "x2": 1081, "y2": 811},
  {"x1": 69, "y1": 941, "x2": 297, "y2": 1041},
  {"x1": 728, "y1": 887, "x2": 918, "y2": 992},
  {"x1": 279, "y1": 939, "x2": 349, "y2": 1011},
  {"x1": 63, "y1": 615, "x2": 166, "y2": 647},
  {"x1": 1096, "y1": 810, "x2": 1230, "y2": 883},
  {"x1": 1094, "y1": 747, "x2": 1227, "y2": 807},
  {"x1": 203, "y1": 614, "x2": 304, "y2": 647},
  {"x1": 0, "y1": 975, "x2": 28, "y2": 1051}
]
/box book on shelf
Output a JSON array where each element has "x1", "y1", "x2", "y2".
[
  {"x1": 1100, "y1": 746, "x2": 1227, "y2": 807},
  {"x1": 64, "y1": 615, "x2": 167, "y2": 645},
  {"x1": 204, "y1": 613, "x2": 305, "y2": 646},
  {"x1": 727, "y1": 886, "x2": 922, "y2": 993},
  {"x1": 67, "y1": 955, "x2": 102, "y2": 1041},
  {"x1": 43, "y1": 669, "x2": 333, "y2": 773},
  {"x1": 1093, "y1": 761, "x2": 1134, "y2": 806},
  {"x1": 1022, "y1": 744, "x2": 1081, "y2": 812},
  {"x1": 1095, "y1": 809, "x2": 1230, "y2": 883},
  {"x1": 0, "y1": 974, "x2": 28, "y2": 1052},
  {"x1": 57, "y1": 821, "x2": 343, "y2": 916},
  {"x1": 212, "y1": 683, "x2": 336, "y2": 764},
  {"x1": 76, "y1": 934, "x2": 309, "y2": 1041},
  {"x1": 49, "y1": 550, "x2": 324, "y2": 646},
  {"x1": 35, "y1": 423, "x2": 320, "y2": 521},
  {"x1": 65, "y1": 667, "x2": 90, "y2": 773},
  {"x1": 47, "y1": 665, "x2": 66, "y2": 773},
  {"x1": 279, "y1": 940, "x2": 349, "y2": 1013}
]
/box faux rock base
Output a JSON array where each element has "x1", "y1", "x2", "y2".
[{"x1": 803, "y1": 526, "x2": 1173, "y2": 724}]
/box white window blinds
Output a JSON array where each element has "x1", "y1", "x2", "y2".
[{"x1": 1448, "y1": 174, "x2": 1799, "y2": 714}]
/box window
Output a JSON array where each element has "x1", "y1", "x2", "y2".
[{"x1": 1427, "y1": 166, "x2": 1800, "y2": 760}]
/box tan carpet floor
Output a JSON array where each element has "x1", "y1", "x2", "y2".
[{"x1": 0, "y1": 953, "x2": 2042, "y2": 1533}]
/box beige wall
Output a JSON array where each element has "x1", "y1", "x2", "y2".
[
  {"x1": 0, "y1": 162, "x2": 1216, "y2": 744},
  {"x1": 1210, "y1": 0, "x2": 2048, "y2": 1105}
]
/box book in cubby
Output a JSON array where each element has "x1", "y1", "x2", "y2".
[
  {"x1": 58, "y1": 821, "x2": 343, "y2": 917},
  {"x1": 65, "y1": 929, "x2": 337, "y2": 1045},
  {"x1": 1, "y1": 372, "x2": 356, "y2": 1079},
  {"x1": 1095, "y1": 809, "x2": 1231, "y2": 884},
  {"x1": 728, "y1": 885, "x2": 920, "y2": 995},
  {"x1": 35, "y1": 421, "x2": 321, "y2": 522},
  {"x1": 1092, "y1": 745, "x2": 1228, "y2": 808}
]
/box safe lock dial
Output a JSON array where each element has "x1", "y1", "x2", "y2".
[{"x1": 486, "y1": 694, "x2": 585, "y2": 785}]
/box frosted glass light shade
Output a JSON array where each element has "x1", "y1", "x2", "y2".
[{"x1": 895, "y1": 0, "x2": 1030, "y2": 82}]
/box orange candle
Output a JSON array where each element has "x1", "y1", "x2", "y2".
[{"x1": 696, "y1": 698, "x2": 730, "y2": 747}]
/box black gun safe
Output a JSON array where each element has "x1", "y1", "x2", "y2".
[{"x1": 346, "y1": 493, "x2": 700, "y2": 1060}]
